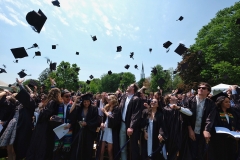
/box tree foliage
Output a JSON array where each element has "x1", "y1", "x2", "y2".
[
  {"x1": 38, "y1": 68, "x2": 51, "y2": 84},
  {"x1": 178, "y1": 2, "x2": 240, "y2": 89}
]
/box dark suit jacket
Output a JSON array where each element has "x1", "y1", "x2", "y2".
[
  {"x1": 187, "y1": 96, "x2": 216, "y2": 133},
  {"x1": 119, "y1": 94, "x2": 142, "y2": 130}
]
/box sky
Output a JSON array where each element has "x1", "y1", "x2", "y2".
[{"x1": 0, "y1": 0, "x2": 239, "y2": 84}]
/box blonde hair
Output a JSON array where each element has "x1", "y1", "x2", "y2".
[
  {"x1": 43, "y1": 88, "x2": 62, "y2": 107},
  {"x1": 104, "y1": 95, "x2": 119, "y2": 111}
]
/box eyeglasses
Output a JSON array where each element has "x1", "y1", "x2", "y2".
[
  {"x1": 198, "y1": 87, "x2": 207, "y2": 90},
  {"x1": 151, "y1": 101, "x2": 157, "y2": 104}
]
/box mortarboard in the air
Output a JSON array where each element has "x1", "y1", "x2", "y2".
[
  {"x1": 81, "y1": 93, "x2": 93, "y2": 101},
  {"x1": 28, "y1": 79, "x2": 38, "y2": 87},
  {"x1": 174, "y1": 44, "x2": 188, "y2": 56},
  {"x1": 27, "y1": 43, "x2": 39, "y2": 50},
  {"x1": 163, "y1": 70, "x2": 167, "y2": 72},
  {"x1": 0, "y1": 68, "x2": 7, "y2": 73},
  {"x1": 89, "y1": 75, "x2": 94, "y2": 79},
  {"x1": 163, "y1": 41, "x2": 172, "y2": 49},
  {"x1": 173, "y1": 71, "x2": 177, "y2": 74},
  {"x1": 117, "y1": 46, "x2": 122, "y2": 52},
  {"x1": 15, "y1": 89, "x2": 31, "y2": 107},
  {"x1": 33, "y1": 51, "x2": 41, "y2": 58},
  {"x1": 18, "y1": 70, "x2": 27, "y2": 78},
  {"x1": 76, "y1": 52, "x2": 79, "y2": 55},
  {"x1": 108, "y1": 70, "x2": 112, "y2": 75},
  {"x1": 52, "y1": 0, "x2": 60, "y2": 7},
  {"x1": 52, "y1": 44, "x2": 58, "y2": 49},
  {"x1": 134, "y1": 65, "x2": 138, "y2": 69},
  {"x1": 151, "y1": 67, "x2": 157, "y2": 75},
  {"x1": 236, "y1": 18, "x2": 240, "y2": 25},
  {"x1": 130, "y1": 52, "x2": 134, "y2": 59},
  {"x1": 157, "y1": 78, "x2": 165, "y2": 86},
  {"x1": 177, "y1": 16, "x2": 184, "y2": 21},
  {"x1": 149, "y1": 48, "x2": 152, "y2": 53},
  {"x1": 91, "y1": 35, "x2": 97, "y2": 41},
  {"x1": 125, "y1": 64, "x2": 130, "y2": 69},
  {"x1": 86, "y1": 80, "x2": 91, "y2": 84},
  {"x1": 50, "y1": 62, "x2": 57, "y2": 71},
  {"x1": 210, "y1": 92, "x2": 228, "y2": 102},
  {"x1": 11, "y1": 47, "x2": 28, "y2": 59},
  {"x1": 8, "y1": 84, "x2": 12, "y2": 87},
  {"x1": 26, "y1": 9, "x2": 47, "y2": 33},
  {"x1": 13, "y1": 60, "x2": 18, "y2": 63}
]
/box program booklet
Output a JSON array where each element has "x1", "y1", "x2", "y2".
[{"x1": 215, "y1": 127, "x2": 240, "y2": 138}]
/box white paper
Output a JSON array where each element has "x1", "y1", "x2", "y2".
[
  {"x1": 53, "y1": 123, "x2": 69, "y2": 139},
  {"x1": 0, "y1": 124, "x2": 3, "y2": 132},
  {"x1": 215, "y1": 127, "x2": 240, "y2": 138}
]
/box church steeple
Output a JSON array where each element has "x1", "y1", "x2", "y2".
[{"x1": 140, "y1": 62, "x2": 145, "y2": 79}]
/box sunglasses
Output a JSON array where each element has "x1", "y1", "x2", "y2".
[
  {"x1": 198, "y1": 87, "x2": 207, "y2": 90},
  {"x1": 151, "y1": 101, "x2": 157, "y2": 104}
]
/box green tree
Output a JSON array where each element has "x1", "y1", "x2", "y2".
[
  {"x1": 89, "y1": 78, "x2": 101, "y2": 94},
  {"x1": 43, "y1": 61, "x2": 81, "y2": 91},
  {"x1": 178, "y1": 2, "x2": 240, "y2": 87},
  {"x1": 119, "y1": 72, "x2": 136, "y2": 91},
  {"x1": 137, "y1": 78, "x2": 145, "y2": 88}
]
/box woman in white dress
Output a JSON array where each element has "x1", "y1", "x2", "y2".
[{"x1": 100, "y1": 95, "x2": 121, "y2": 160}]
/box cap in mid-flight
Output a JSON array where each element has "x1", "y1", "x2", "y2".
[
  {"x1": 26, "y1": 9, "x2": 47, "y2": 33},
  {"x1": 117, "y1": 46, "x2": 122, "y2": 52},
  {"x1": 52, "y1": 0, "x2": 60, "y2": 7},
  {"x1": 125, "y1": 64, "x2": 130, "y2": 69}
]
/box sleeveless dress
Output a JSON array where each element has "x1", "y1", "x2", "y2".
[{"x1": 102, "y1": 111, "x2": 113, "y2": 143}]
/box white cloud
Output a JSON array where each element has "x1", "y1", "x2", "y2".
[
  {"x1": 5, "y1": 0, "x2": 28, "y2": 9},
  {"x1": 5, "y1": 6, "x2": 16, "y2": 14},
  {"x1": 106, "y1": 30, "x2": 112, "y2": 36},
  {"x1": 0, "y1": 13, "x2": 17, "y2": 26},
  {"x1": 10, "y1": 13, "x2": 28, "y2": 27},
  {"x1": 134, "y1": 26, "x2": 139, "y2": 31},
  {"x1": 115, "y1": 25, "x2": 121, "y2": 31},
  {"x1": 30, "y1": 0, "x2": 42, "y2": 6},
  {"x1": 114, "y1": 53, "x2": 121, "y2": 59},
  {"x1": 58, "y1": 16, "x2": 69, "y2": 26}
]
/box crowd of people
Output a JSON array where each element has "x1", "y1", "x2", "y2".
[{"x1": 0, "y1": 78, "x2": 240, "y2": 160}]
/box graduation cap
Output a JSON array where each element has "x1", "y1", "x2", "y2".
[
  {"x1": 15, "y1": 89, "x2": 31, "y2": 107},
  {"x1": 26, "y1": 9, "x2": 47, "y2": 33},
  {"x1": 52, "y1": 44, "x2": 58, "y2": 49},
  {"x1": 11, "y1": 47, "x2": 28, "y2": 59},
  {"x1": 0, "y1": 68, "x2": 7, "y2": 73},
  {"x1": 52, "y1": 0, "x2": 60, "y2": 7},
  {"x1": 3, "y1": 64, "x2": 6, "y2": 68},
  {"x1": 108, "y1": 70, "x2": 112, "y2": 75},
  {"x1": 151, "y1": 67, "x2": 157, "y2": 75},
  {"x1": 130, "y1": 52, "x2": 134, "y2": 59},
  {"x1": 174, "y1": 44, "x2": 188, "y2": 56},
  {"x1": 91, "y1": 35, "x2": 97, "y2": 41},
  {"x1": 177, "y1": 16, "x2": 184, "y2": 21},
  {"x1": 86, "y1": 80, "x2": 91, "y2": 84},
  {"x1": 76, "y1": 52, "x2": 79, "y2": 55},
  {"x1": 134, "y1": 65, "x2": 138, "y2": 69},
  {"x1": 81, "y1": 93, "x2": 93, "y2": 101},
  {"x1": 50, "y1": 62, "x2": 57, "y2": 71},
  {"x1": 176, "y1": 89, "x2": 183, "y2": 94},
  {"x1": 149, "y1": 48, "x2": 152, "y2": 53},
  {"x1": 125, "y1": 64, "x2": 130, "y2": 69},
  {"x1": 8, "y1": 84, "x2": 12, "y2": 87},
  {"x1": 157, "y1": 78, "x2": 165, "y2": 86},
  {"x1": 28, "y1": 79, "x2": 38, "y2": 87},
  {"x1": 116, "y1": 46, "x2": 122, "y2": 52},
  {"x1": 210, "y1": 92, "x2": 228, "y2": 102},
  {"x1": 33, "y1": 51, "x2": 41, "y2": 58},
  {"x1": 27, "y1": 43, "x2": 39, "y2": 50},
  {"x1": 163, "y1": 41, "x2": 172, "y2": 49},
  {"x1": 163, "y1": 70, "x2": 167, "y2": 72},
  {"x1": 13, "y1": 60, "x2": 19, "y2": 63},
  {"x1": 236, "y1": 18, "x2": 240, "y2": 25},
  {"x1": 89, "y1": 75, "x2": 94, "y2": 79},
  {"x1": 173, "y1": 71, "x2": 178, "y2": 74},
  {"x1": 18, "y1": 70, "x2": 28, "y2": 78}
]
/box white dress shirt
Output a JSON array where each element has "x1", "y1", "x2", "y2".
[{"x1": 122, "y1": 94, "x2": 133, "y2": 122}]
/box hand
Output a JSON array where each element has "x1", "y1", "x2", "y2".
[
  {"x1": 101, "y1": 108, "x2": 106, "y2": 113},
  {"x1": 144, "y1": 132, "x2": 148, "y2": 140},
  {"x1": 81, "y1": 121, "x2": 87, "y2": 127},
  {"x1": 64, "y1": 124, "x2": 71, "y2": 130},
  {"x1": 143, "y1": 103, "x2": 149, "y2": 108},
  {"x1": 170, "y1": 104, "x2": 179, "y2": 110},
  {"x1": 173, "y1": 89, "x2": 178, "y2": 94},
  {"x1": 203, "y1": 131, "x2": 211, "y2": 143},
  {"x1": 127, "y1": 128, "x2": 133, "y2": 136},
  {"x1": 100, "y1": 123, "x2": 105, "y2": 129},
  {"x1": 0, "y1": 121, "x2": 3, "y2": 125},
  {"x1": 158, "y1": 134, "x2": 164, "y2": 142},
  {"x1": 188, "y1": 127, "x2": 196, "y2": 141}
]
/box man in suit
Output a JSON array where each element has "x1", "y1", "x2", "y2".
[
  {"x1": 119, "y1": 83, "x2": 142, "y2": 160},
  {"x1": 187, "y1": 82, "x2": 216, "y2": 160}
]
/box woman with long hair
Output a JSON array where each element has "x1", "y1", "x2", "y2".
[
  {"x1": 208, "y1": 96, "x2": 239, "y2": 160},
  {"x1": 141, "y1": 98, "x2": 165, "y2": 160},
  {"x1": 99, "y1": 95, "x2": 121, "y2": 160},
  {"x1": 27, "y1": 88, "x2": 63, "y2": 160}
]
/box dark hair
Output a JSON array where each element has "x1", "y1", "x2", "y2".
[
  {"x1": 164, "y1": 94, "x2": 171, "y2": 105},
  {"x1": 216, "y1": 96, "x2": 229, "y2": 109},
  {"x1": 133, "y1": 83, "x2": 139, "y2": 93},
  {"x1": 61, "y1": 89, "x2": 70, "y2": 97},
  {"x1": 198, "y1": 82, "x2": 211, "y2": 92}
]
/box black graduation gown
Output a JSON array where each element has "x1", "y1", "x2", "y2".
[
  {"x1": 102, "y1": 106, "x2": 121, "y2": 160},
  {"x1": 26, "y1": 100, "x2": 60, "y2": 160},
  {"x1": 141, "y1": 108, "x2": 165, "y2": 160},
  {"x1": 163, "y1": 105, "x2": 191, "y2": 160},
  {"x1": 208, "y1": 108, "x2": 239, "y2": 160},
  {"x1": 69, "y1": 105, "x2": 99, "y2": 160}
]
